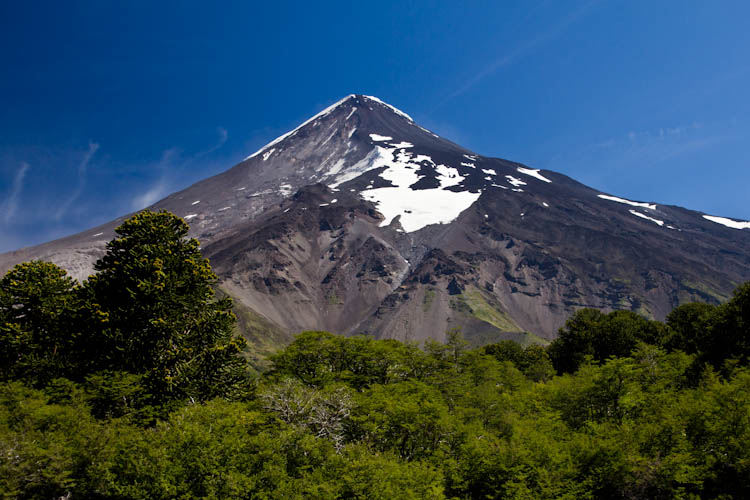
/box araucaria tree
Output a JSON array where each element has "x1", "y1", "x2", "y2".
[
  {"x1": 83, "y1": 210, "x2": 249, "y2": 404},
  {"x1": 0, "y1": 261, "x2": 78, "y2": 384}
]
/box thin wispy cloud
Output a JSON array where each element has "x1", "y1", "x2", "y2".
[
  {"x1": 131, "y1": 180, "x2": 169, "y2": 211},
  {"x1": 596, "y1": 122, "x2": 726, "y2": 168},
  {"x1": 1, "y1": 162, "x2": 30, "y2": 223},
  {"x1": 539, "y1": 120, "x2": 737, "y2": 206},
  {"x1": 196, "y1": 127, "x2": 228, "y2": 157},
  {"x1": 561, "y1": 122, "x2": 710, "y2": 160},
  {"x1": 129, "y1": 126, "x2": 232, "y2": 212},
  {"x1": 130, "y1": 148, "x2": 180, "y2": 211},
  {"x1": 623, "y1": 123, "x2": 703, "y2": 144},
  {"x1": 54, "y1": 141, "x2": 100, "y2": 220},
  {"x1": 443, "y1": 0, "x2": 599, "y2": 103}
]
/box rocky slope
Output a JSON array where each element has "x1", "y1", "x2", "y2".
[{"x1": 3, "y1": 94, "x2": 750, "y2": 347}]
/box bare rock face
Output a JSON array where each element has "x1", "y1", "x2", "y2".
[
  {"x1": 3, "y1": 94, "x2": 750, "y2": 349},
  {"x1": 202, "y1": 184, "x2": 408, "y2": 337}
]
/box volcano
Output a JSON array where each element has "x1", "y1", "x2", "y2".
[{"x1": 3, "y1": 94, "x2": 750, "y2": 350}]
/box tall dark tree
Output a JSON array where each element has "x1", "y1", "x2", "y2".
[
  {"x1": 704, "y1": 282, "x2": 750, "y2": 372},
  {"x1": 519, "y1": 344, "x2": 555, "y2": 382},
  {"x1": 665, "y1": 302, "x2": 717, "y2": 355},
  {"x1": 82, "y1": 210, "x2": 249, "y2": 403},
  {"x1": 484, "y1": 340, "x2": 554, "y2": 381},
  {"x1": 547, "y1": 308, "x2": 604, "y2": 374},
  {"x1": 548, "y1": 308, "x2": 668, "y2": 374},
  {"x1": 483, "y1": 339, "x2": 525, "y2": 366},
  {"x1": 0, "y1": 261, "x2": 78, "y2": 384}
]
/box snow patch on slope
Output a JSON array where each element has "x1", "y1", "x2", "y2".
[
  {"x1": 361, "y1": 187, "x2": 480, "y2": 232},
  {"x1": 325, "y1": 159, "x2": 347, "y2": 177},
  {"x1": 362, "y1": 95, "x2": 414, "y2": 121},
  {"x1": 328, "y1": 148, "x2": 381, "y2": 187},
  {"x1": 435, "y1": 165, "x2": 462, "y2": 188},
  {"x1": 598, "y1": 194, "x2": 656, "y2": 211},
  {"x1": 505, "y1": 175, "x2": 527, "y2": 187},
  {"x1": 629, "y1": 210, "x2": 664, "y2": 226},
  {"x1": 335, "y1": 142, "x2": 479, "y2": 232},
  {"x1": 703, "y1": 215, "x2": 750, "y2": 230},
  {"x1": 370, "y1": 134, "x2": 393, "y2": 141},
  {"x1": 517, "y1": 167, "x2": 552, "y2": 183},
  {"x1": 370, "y1": 134, "x2": 393, "y2": 142},
  {"x1": 417, "y1": 125, "x2": 439, "y2": 138}
]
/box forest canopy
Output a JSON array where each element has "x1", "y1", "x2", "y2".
[{"x1": 1, "y1": 210, "x2": 748, "y2": 499}]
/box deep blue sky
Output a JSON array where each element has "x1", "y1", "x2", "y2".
[{"x1": 1, "y1": 0, "x2": 749, "y2": 252}]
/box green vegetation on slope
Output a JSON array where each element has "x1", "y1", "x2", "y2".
[
  {"x1": 450, "y1": 287, "x2": 549, "y2": 347},
  {"x1": 682, "y1": 280, "x2": 732, "y2": 303},
  {"x1": 456, "y1": 287, "x2": 521, "y2": 333}
]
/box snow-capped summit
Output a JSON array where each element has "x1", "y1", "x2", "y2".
[
  {"x1": 2, "y1": 94, "x2": 750, "y2": 347},
  {"x1": 150, "y1": 94, "x2": 568, "y2": 238}
]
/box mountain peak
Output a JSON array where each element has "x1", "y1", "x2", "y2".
[
  {"x1": 359, "y1": 95, "x2": 414, "y2": 122},
  {"x1": 244, "y1": 94, "x2": 414, "y2": 161},
  {"x1": 244, "y1": 94, "x2": 355, "y2": 160},
  {"x1": 2, "y1": 95, "x2": 750, "y2": 346}
]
